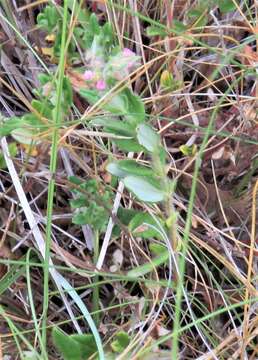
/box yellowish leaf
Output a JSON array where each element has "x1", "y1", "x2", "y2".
[
  {"x1": 21, "y1": 144, "x2": 38, "y2": 157},
  {"x1": 45, "y1": 34, "x2": 56, "y2": 42}
]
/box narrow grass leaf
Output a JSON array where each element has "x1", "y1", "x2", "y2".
[{"x1": 127, "y1": 251, "x2": 169, "y2": 278}]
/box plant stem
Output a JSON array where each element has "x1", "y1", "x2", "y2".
[
  {"x1": 152, "y1": 151, "x2": 178, "y2": 251},
  {"x1": 42, "y1": 0, "x2": 68, "y2": 351},
  {"x1": 93, "y1": 230, "x2": 100, "y2": 325},
  {"x1": 171, "y1": 59, "x2": 243, "y2": 359}
]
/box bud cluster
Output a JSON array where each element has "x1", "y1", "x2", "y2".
[{"x1": 82, "y1": 39, "x2": 141, "y2": 92}]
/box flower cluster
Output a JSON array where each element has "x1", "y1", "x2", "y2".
[
  {"x1": 82, "y1": 43, "x2": 141, "y2": 92},
  {"x1": 105, "y1": 47, "x2": 141, "y2": 81}
]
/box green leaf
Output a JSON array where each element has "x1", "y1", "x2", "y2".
[
  {"x1": 192, "y1": 15, "x2": 207, "y2": 28},
  {"x1": 73, "y1": 206, "x2": 109, "y2": 232},
  {"x1": 72, "y1": 211, "x2": 90, "y2": 225},
  {"x1": 187, "y1": 4, "x2": 208, "y2": 28},
  {"x1": 82, "y1": 90, "x2": 129, "y2": 115},
  {"x1": 37, "y1": 5, "x2": 60, "y2": 32},
  {"x1": 117, "y1": 207, "x2": 138, "y2": 226},
  {"x1": 113, "y1": 207, "x2": 138, "y2": 237},
  {"x1": 127, "y1": 251, "x2": 169, "y2": 278},
  {"x1": 53, "y1": 27, "x2": 77, "y2": 58},
  {"x1": 129, "y1": 212, "x2": 164, "y2": 239},
  {"x1": 52, "y1": 327, "x2": 81, "y2": 360},
  {"x1": 31, "y1": 100, "x2": 53, "y2": 119},
  {"x1": 108, "y1": 160, "x2": 153, "y2": 178},
  {"x1": 70, "y1": 197, "x2": 88, "y2": 208},
  {"x1": 0, "y1": 254, "x2": 29, "y2": 295},
  {"x1": 69, "y1": 178, "x2": 112, "y2": 233},
  {"x1": 67, "y1": 0, "x2": 90, "y2": 28},
  {"x1": 10, "y1": 113, "x2": 44, "y2": 144},
  {"x1": 118, "y1": 160, "x2": 153, "y2": 177},
  {"x1": 89, "y1": 13, "x2": 100, "y2": 35},
  {"x1": 69, "y1": 176, "x2": 83, "y2": 186},
  {"x1": 22, "y1": 113, "x2": 43, "y2": 127},
  {"x1": 123, "y1": 88, "x2": 145, "y2": 125},
  {"x1": 80, "y1": 89, "x2": 100, "y2": 104},
  {"x1": 102, "y1": 22, "x2": 114, "y2": 47},
  {"x1": 103, "y1": 93, "x2": 128, "y2": 115},
  {"x1": 92, "y1": 118, "x2": 135, "y2": 136},
  {"x1": 218, "y1": 0, "x2": 237, "y2": 13},
  {"x1": 146, "y1": 26, "x2": 167, "y2": 37},
  {"x1": 82, "y1": 31, "x2": 94, "y2": 49},
  {"x1": 11, "y1": 128, "x2": 36, "y2": 145},
  {"x1": 165, "y1": 212, "x2": 177, "y2": 228},
  {"x1": 0, "y1": 117, "x2": 22, "y2": 136},
  {"x1": 106, "y1": 162, "x2": 129, "y2": 178},
  {"x1": 123, "y1": 176, "x2": 165, "y2": 202},
  {"x1": 187, "y1": 8, "x2": 204, "y2": 18},
  {"x1": 70, "y1": 334, "x2": 97, "y2": 359},
  {"x1": 172, "y1": 20, "x2": 187, "y2": 33},
  {"x1": 111, "y1": 332, "x2": 130, "y2": 353},
  {"x1": 38, "y1": 73, "x2": 52, "y2": 85},
  {"x1": 136, "y1": 123, "x2": 160, "y2": 153},
  {"x1": 63, "y1": 77, "x2": 73, "y2": 108},
  {"x1": 113, "y1": 138, "x2": 143, "y2": 152},
  {"x1": 0, "y1": 142, "x2": 17, "y2": 169},
  {"x1": 180, "y1": 144, "x2": 197, "y2": 156},
  {"x1": 149, "y1": 243, "x2": 167, "y2": 256}
]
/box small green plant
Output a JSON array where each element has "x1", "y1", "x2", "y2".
[
  {"x1": 52, "y1": 327, "x2": 98, "y2": 360},
  {"x1": 0, "y1": 142, "x2": 17, "y2": 169},
  {"x1": 146, "y1": 0, "x2": 237, "y2": 38},
  {"x1": 57, "y1": 10, "x2": 179, "y2": 265},
  {"x1": 2, "y1": 4, "x2": 179, "y2": 356},
  {"x1": 37, "y1": 3, "x2": 97, "y2": 60},
  {"x1": 160, "y1": 70, "x2": 182, "y2": 91},
  {"x1": 187, "y1": 0, "x2": 237, "y2": 28},
  {"x1": 110, "y1": 331, "x2": 130, "y2": 353},
  {"x1": 217, "y1": 0, "x2": 237, "y2": 13},
  {"x1": 0, "y1": 74, "x2": 72, "y2": 145},
  {"x1": 52, "y1": 327, "x2": 131, "y2": 360},
  {"x1": 106, "y1": 123, "x2": 178, "y2": 250},
  {"x1": 69, "y1": 177, "x2": 113, "y2": 325},
  {"x1": 69, "y1": 177, "x2": 113, "y2": 232}
]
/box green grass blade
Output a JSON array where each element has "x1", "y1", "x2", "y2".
[{"x1": 42, "y1": 0, "x2": 69, "y2": 348}]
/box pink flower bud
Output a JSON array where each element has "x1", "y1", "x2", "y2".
[
  {"x1": 96, "y1": 79, "x2": 106, "y2": 91},
  {"x1": 83, "y1": 70, "x2": 94, "y2": 81},
  {"x1": 123, "y1": 48, "x2": 135, "y2": 57},
  {"x1": 127, "y1": 61, "x2": 135, "y2": 70}
]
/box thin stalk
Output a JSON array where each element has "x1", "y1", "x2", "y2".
[
  {"x1": 26, "y1": 249, "x2": 47, "y2": 359},
  {"x1": 0, "y1": 305, "x2": 42, "y2": 359},
  {"x1": 171, "y1": 61, "x2": 243, "y2": 359},
  {"x1": 42, "y1": 0, "x2": 69, "y2": 349},
  {"x1": 171, "y1": 117, "x2": 213, "y2": 360},
  {"x1": 93, "y1": 230, "x2": 100, "y2": 325},
  {"x1": 152, "y1": 150, "x2": 178, "y2": 251}
]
